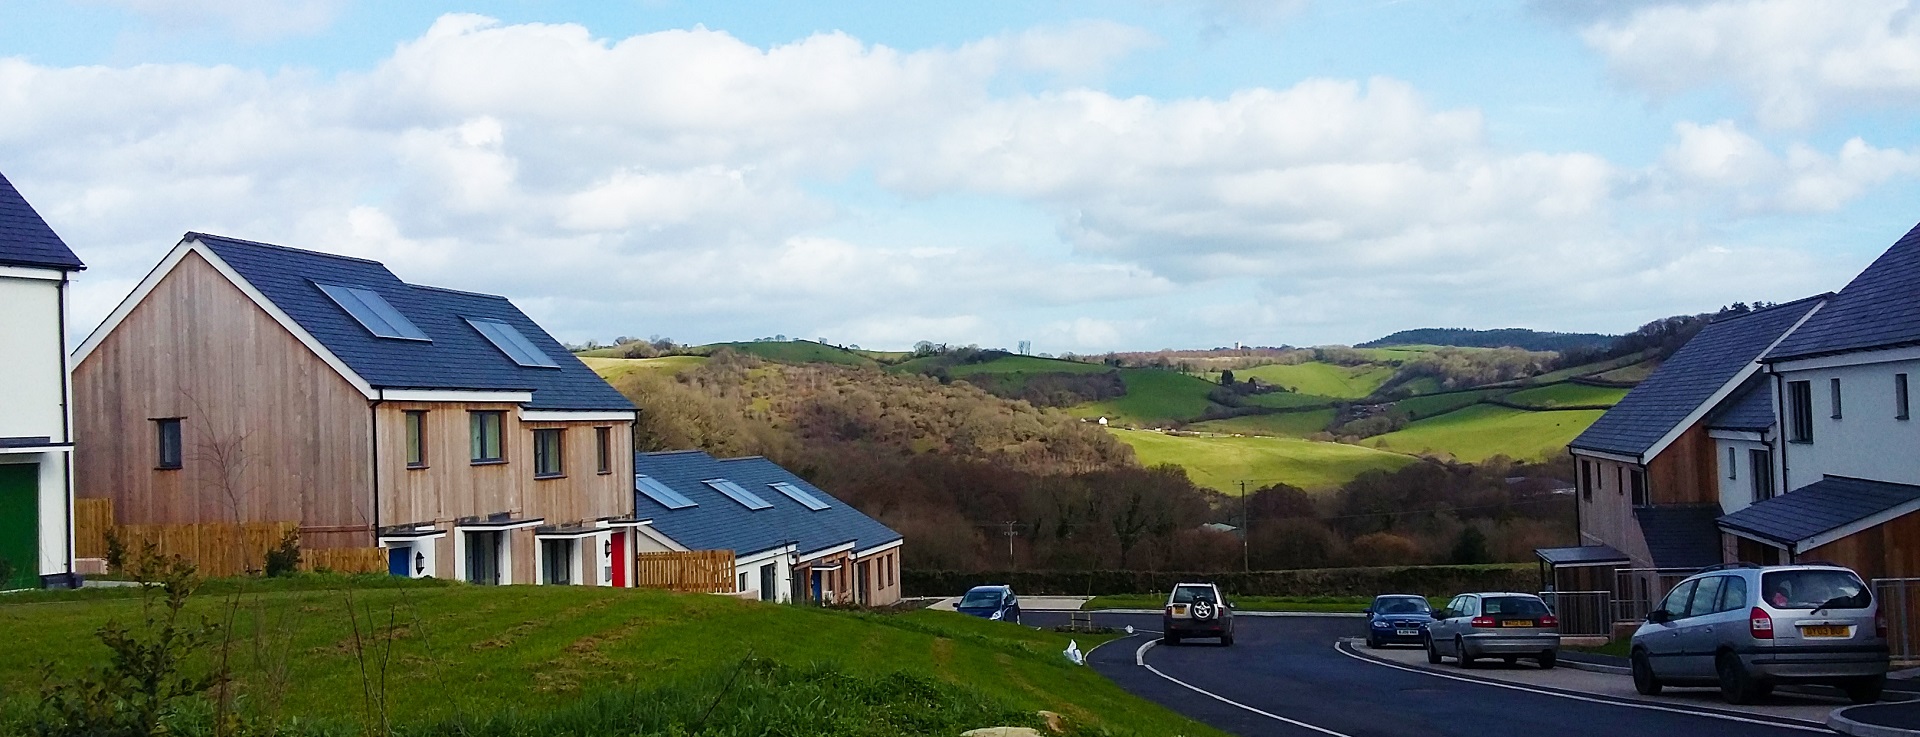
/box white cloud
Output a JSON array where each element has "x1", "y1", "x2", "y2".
[
  {"x1": 1652, "y1": 120, "x2": 1920, "y2": 212},
  {"x1": 95, "y1": 0, "x2": 346, "y2": 42},
  {"x1": 1580, "y1": 0, "x2": 1920, "y2": 127}
]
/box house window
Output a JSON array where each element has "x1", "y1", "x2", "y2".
[
  {"x1": 405, "y1": 411, "x2": 427, "y2": 468},
  {"x1": 1787, "y1": 381, "x2": 1813, "y2": 442},
  {"x1": 533, "y1": 429, "x2": 564, "y2": 478},
  {"x1": 1898, "y1": 374, "x2": 1910, "y2": 421},
  {"x1": 1726, "y1": 447, "x2": 1736, "y2": 480},
  {"x1": 1630, "y1": 469, "x2": 1648, "y2": 507},
  {"x1": 759, "y1": 564, "x2": 777, "y2": 602},
  {"x1": 1750, "y1": 449, "x2": 1774, "y2": 502},
  {"x1": 470, "y1": 411, "x2": 505, "y2": 463},
  {"x1": 1615, "y1": 467, "x2": 1624, "y2": 496},
  {"x1": 595, "y1": 427, "x2": 612, "y2": 475},
  {"x1": 155, "y1": 418, "x2": 183, "y2": 470},
  {"x1": 466, "y1": 530, "x2": 502, "y2": 585},
  {"x1": 738, "y1": 571, "x2": 749, "y2": 593},
  {"x1": 540, "y1": 539, "x2": 573, "y2": 584},
  {"x1": 1579, "y1": 460, "x2": 1592, "y2": 501},
  {"x1": 1830, "y1": 378, "x2": 1844, "y2": 419}
]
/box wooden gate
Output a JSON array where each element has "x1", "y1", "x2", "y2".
[{"x1": 634, "y1": 550, "x2": 735, "y2": 593}]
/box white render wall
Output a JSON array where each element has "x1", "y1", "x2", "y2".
[
  {"x1": 1714, "y1": 437, "x2": 1772, "y2": 515},
  {"x1": 1773, "y1": 353, "x2": 1920, "y2": 492},
  {"x1": 0, "y1": 273, "x2": 67, "y2": 441}
]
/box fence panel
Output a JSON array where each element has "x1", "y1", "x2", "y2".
[
  {"x1": 72, "y1": 498, "x2": 113, "y2": 559},
  {"x1": 1876, "y1": 578, "x2": 1920, "y2": 667},
  {"x1": 634, "y1": 550, "x2": 736, "y2": 593},
  {"x1": 302, "y1": 548, "x2": 386, "y2": 574},
  {"x1": 1539, "y1": 590, "x2": 1611, "y2": 637},
  {"x1": 115, "y1": 521, "x2": 298, "y2": 577},
  {"x1": 1612, "y1": 568, "x2": 1700, "y2": 624}
]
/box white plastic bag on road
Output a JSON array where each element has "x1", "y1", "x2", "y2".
[{"x1": 1063, "y1": 639, "x2": 1085, "y2": 665}]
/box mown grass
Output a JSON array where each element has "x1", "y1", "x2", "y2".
[
  {"x1": 579, "y1": 355, "x2": 709, "y2": 381},
  {"x1": 1226, "y1": 363, "x2": 1395, "y2": 399},
  {"x1": 1069, "y1": 370, "x2": 1222, "y2": 426},
  {"x1": 1083, "y1": 594, "x2": 1373, "y2": 613},
  {"x1": 1503, "y1": 382, "x2": 1628, "y2": 408},
  {"x1": 1371, "y1": 404, "x2": 1604, "y2": 461},
  {"x1": 1187, "y1": 409, "x2": 1337, "y2": 438},
  {"x1": 0, "y1": 580, "x2": 1221, "y2": 737},
  {"x1": 1109, "y1": 429, "x2": 1416, "y2": 493}
]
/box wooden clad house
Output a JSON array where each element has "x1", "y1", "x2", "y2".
[
  {"x1": 0, "y1": 171, "x2": 86, "y2": 589},
  {"x1": 71, "y1": 233, "x2": 640, "y2": 585}
]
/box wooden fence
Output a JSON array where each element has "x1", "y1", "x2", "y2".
[
  {"x1": 73, "y1": 498, "x2": 113, "y2": 558},
  {"x1": 634, "y1": 550, "x2": 736, "y2": 593},
  {"x1": 301, "y1": 547, "x2": 387, "y2": 574},
  {"x1": 71, "y1": 498, "x2": 385, "y2": 577}
]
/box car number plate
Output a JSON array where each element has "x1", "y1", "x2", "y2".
[
  {"x1": 1502, "y1": 620, "x2": 1534, "y2": 628},
  {"x1": 1396, "y1": 629, "x2": 1419, "y2": 636},
  {"x1": 1800, "y1": 625, "x2": 1849, "y2": 638}
]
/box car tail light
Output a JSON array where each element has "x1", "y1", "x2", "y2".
[
  {"x1": 1539, "y1": 614, "x2": 1559, "y2": 629},
  {"x1": 1471, "y1": 616, "x2": 1496, "y2": 628},
  {"x1": 1750, "y1": 607, "x2": 1774, "y2": 639}
]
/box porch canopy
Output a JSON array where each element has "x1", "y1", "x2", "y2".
[{"x1": 1535, "y1": 545, "x2": 1629, "y2": 567}]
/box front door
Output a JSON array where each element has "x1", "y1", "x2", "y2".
[
  {"x1": 0, "y1": 464, "x2": 38, "y2": 590},
  {"x1": 387, "y1": 545, "x2": 411, "y2": 577},
  {"x1": 466, "y1": 531, "x2": 501, "y2": 585},
  {"x1": 611, "y1": 531, "x2": 628, "y2": 588}
]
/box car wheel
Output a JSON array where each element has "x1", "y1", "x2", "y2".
[
  {"x1": 1365, "y1": 635, "x2": 1378, "y2": 649},
  {"x1": 1630, "y1": 649, "x2": 1662, "y2": 696},
  {"x1": 1425, "y1": 636, "x2": 1443, "y2": 665},
  {"x1": 1537, "y1": 651, "x2": 1557, "y2": 670},
  {"x1": 1455, "y1": 637, "x2": 1476, "y2": 668},
  {"x1": 1717, "y1": 652, "x2": 1764, "y2": 705},
  {"x1": 1842, "y1": 675, "x2": 1886, "y2": 704},
  {"x1": 1163, "y1": 633, "x2": 1180, "y2": 645}
]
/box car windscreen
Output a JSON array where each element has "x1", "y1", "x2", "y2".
[
  {"x1": 1481, "y1": 596, "x2": 1549, "y2": 617},
  {"x1": 1374, "y1": 598, "x2": 1430, "y2": 615},
  {"x1": 959, "y1": 590, "x2": 1003, "y2": 608},
  {"x1": 1761, "y1": 570, "x2": 1871, "y2": 610},
  {"x1": 1170, "y1": 586, "x2": 1216, "y2": 604}
]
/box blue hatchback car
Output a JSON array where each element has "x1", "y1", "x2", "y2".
[
  {"x1": 1365, "y1": 594, "x2": 1435, "y2": 648},
  {"x1": 955, "y1": 585, "x2": 1021, "y2": 624}
]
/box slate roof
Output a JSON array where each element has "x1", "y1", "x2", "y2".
[
  {"x1": 1535, "y1": 545, "x2": 1628, "y2": 566},
  {"x1": 0, "y1": 171, "x2": 84, "y2": 271},
  {"x1": 1706, "y1": 379, "x2": 1776, "y2": 433},
  {"x1": 1635, "y1": 505, "x2": 1724, "y2": 569},
  {"x1": 632, "y1": 450, "x2": 902, "y2": 558},
  {"x1": 192, "y1": 233, "x2": 632, "y2": 411},
  {"x1": 1570, "y1": 296, "x2": 1824, "y2": 458},
  {"x1": 1768, "y1": 221, "x2": 1920, "y2": 361},
  {"x1": 1718, "y1": 475, "x2": 1920, "y2": 546}
]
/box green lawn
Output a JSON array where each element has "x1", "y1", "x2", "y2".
[
  {"x1": 1371, "y1": 404, "x2": 1604, "y2": 462},
  {"x1": 0, "y1": 577, "x2": 1220, "y2": 736},
  {"x1": 1110, "y1": 429, "x2": 1417, "y2": 493},
  {"x1": 1187, "y1": 409, "x2": 1337, "y2": 438},
  {"x1": 699, "y1": 340, "x2": 877, "y2": 366},
  {"x1": 1084, "y1": 594, "x2": 1374, "y2": 613},
  {"x1": 1227, "y1": 362, "x2": 1395, "y2": 399},
  {"x1": 580, "y1": 355, "x2": 709, "y2": 381},
  {"x1": 1069, "y1": 369, "x2": 1223, "y2": 426},
  {"x1": 1502, "y1": 382, "x2": 1628, "y2": 408},
  {"x1": 1391, "y1": 389, "x2": 1499, "y2": 420}
]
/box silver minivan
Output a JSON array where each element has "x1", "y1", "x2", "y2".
[
  {"x1": 1425, "y1": 592, "x2": 1559, "y2": 669},
  {"x1": 1629, "y1": 564, "x2": 1888, "y2": 704}
]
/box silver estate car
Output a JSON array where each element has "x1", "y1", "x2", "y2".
[
  {"x1": 1630, "y1": 564, "x2": 1888, "y2": 705},
  {"x1": 1425, "y1": 592, "x2": 1559, "y2": 669}
]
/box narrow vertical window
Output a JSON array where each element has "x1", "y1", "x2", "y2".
[
  {"x1": 1787, "y1": 381, "x2": 1813, "y2": 442},
  {"x1": 1726, "y1": 446, "x2": 1736, "y2": 480},
  {"x1": 533, "y1": 428, "x2": 564, "y2": 478},
  {"x1": 1898, "y1": 373, "x2": 1910, "y2": 421},
  {"x1": 595, "y1": 426, "x2": 612, "y2": 474},
  {"x1": 1750, "y1": 449, "x2": 1774, "y2": 502},
  {"x1": 1630, "y1": 469, "x2": 1648, "y2": 507},
  {"x1": 1830, "y1": 378, "x2": 1843, "y2": 419},
  {"x1": 405, "y1": 410, "x2": 427, "y2": 468},
  {"x1": 156, "y1": 418, "x2": 183, "y2": 470},
  {"x1": 470, "y1": 411, "x2": 505, "y2": 463},
  {"x1": 1580, "y1": 460, "x2": 1593, "y2": 501}
]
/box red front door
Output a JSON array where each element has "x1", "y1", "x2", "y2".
[{"x1": 611, "y1": 531, "x2": 628, "y2": 587}]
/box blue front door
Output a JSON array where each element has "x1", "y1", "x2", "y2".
[{"x1": 388, "y1": 545, "x2": 410, "y2": 576}]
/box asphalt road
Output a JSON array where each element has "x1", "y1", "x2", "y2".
[{"x1": 1025, "y1": 611, "x2": 1837, "y2": 737}]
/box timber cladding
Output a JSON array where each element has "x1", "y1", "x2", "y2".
[
  {"x1": 375, "y1": 405, "x2": 631, "y2": 529},
  {"x1": 635, "y1": 550, "x2": 735, "y2": 593},
  {"x1": 1648, "y1": 424, "x2": 1718, "y2": 505}
]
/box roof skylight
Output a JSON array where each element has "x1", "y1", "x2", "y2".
[
  {"x1": 636, "y1": 475, "x2": 697, "y2": 510},
  {"x1": 466, "y1": 318, "x2": 560, "y2": 368},
  {"x1": 316, "y1": 283, "x2": 429, "y2": 341},
  {"x1": 704, "y1": 479, "x2": 773, "y2": 510},
  {"x1": 770, "y1": 482, "x2": 830, "y2": 511}
]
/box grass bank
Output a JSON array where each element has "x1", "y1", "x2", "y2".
[{"x1": 1110, "y1": 428, "x2": 1417, "y2": 493}]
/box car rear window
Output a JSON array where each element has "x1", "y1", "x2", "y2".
[
  {"x1": 1171, "y1": 586, "x2": 1216, "y2": 604},
  {"x1": 1374, "y1": 597, "x2": 1429, "y2": 615},
  {"x1": 1482, "y1": 596, "x2": 1549, "y2": 617},
  {"x1": 959, "y1": 590, "x2": 1002, "y2": 607},
  {"x1": 1760, "y1": 570, "x2": 1871, "y2": 610}
]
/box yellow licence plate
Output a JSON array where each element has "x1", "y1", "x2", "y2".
[
  {"x1": 1503, "y1": 620, "x2": 1534, "y2": 628},
  {"x1": 1800, "y1": 625, "x2": 1849, "y2": 638}
]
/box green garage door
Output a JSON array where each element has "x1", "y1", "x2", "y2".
[{"x1": 0, "y1": 464, "x2": 38, "y2": 590}]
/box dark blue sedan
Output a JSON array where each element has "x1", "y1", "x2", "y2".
[
  {"x1": 1365, "y1": 594, "x2": 1435, "y2": 648},
  {"x1": 954, "y1": 585, "x2": 1021, "y2": 624}
]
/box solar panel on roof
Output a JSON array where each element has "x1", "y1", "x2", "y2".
[
  {"x1": 466, "y1": 318, "x2": 560, "y2": 368},
  {"x1": 316, "y1": 282, "x2": 429, "y2": 341},
  {"x1": 770, "y1": 482, "x2": 830, "y2": 511},
  {"x1": 636, "y1": 475, "x2": 697, "y2": 509},
  {"x1": 704, "y1": 479, "x2": 772, "y2": 510}
]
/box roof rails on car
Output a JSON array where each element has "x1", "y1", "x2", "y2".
[{"x1": 1696, "y1": 562, "x2": 1764, "y2": 572}]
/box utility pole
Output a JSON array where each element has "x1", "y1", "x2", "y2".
[
  {"x1": 1002, "y1": 521, "x2": 1020, "y2": 570},
  {"x1": 1240, "y1": 480, "x2": 1250, "y2": 573}
]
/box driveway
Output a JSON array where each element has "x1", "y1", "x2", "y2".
[{"x1": 1027, "y1": 611, "x2": 1841, "y2": 737}]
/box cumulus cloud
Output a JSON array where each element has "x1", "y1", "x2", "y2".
[
  {"x1": 1651, "y1": 120, "x2": 1920, "y2": 212},
  {"x1": 1578, "y1": 0, "x2": 1920, "y2": 127}
]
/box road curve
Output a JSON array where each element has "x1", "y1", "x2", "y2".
[{"x1": 1032, "y1": 611, "x2": 1835, "y2": 737}]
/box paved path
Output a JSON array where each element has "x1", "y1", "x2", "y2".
[{"x1": 1026, "y1": 611, "x2": 1842, "y2": 737}]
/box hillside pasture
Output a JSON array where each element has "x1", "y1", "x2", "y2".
[
  {"x1": 1188, "y1": 409, "x2": 1337, "y2": 438},
  {"x1": 1503, "y1": 382, "x2": 1628, "y2": 408},
  {"x1": 1392, "y1": 389, "x2": 1500, "y2": 420},
  {"x1": 1229, "y1": 362, "x2": 1396, "y2": 399},
  {"x1": 1111, "y1": 428, "x2": 1417, "y2": 493},
  {"x1": 1069, "y1": 369, "x2": 1223, "y2": 426},
  {"x1": 946, "y1": 355, "x2": 1114, "y2": 375},
  {"x1": 1371, "y1": 404, "x2": 1603, "y2": 462},
  {"x1": 699, "y1": 340, "x2": 877, "y2": 366},
  {"x1": 580, "y1": 355, "x2": 708, "y2": 381}
]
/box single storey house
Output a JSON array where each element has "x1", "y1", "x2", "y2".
[
  {"x1": 0, "y1": 171, "x2": 85, "y2": 589},
  {"x1": 630, "y1": 450, "x2": 903, "y2": 605},
  {"x1": 71, "y1": 233, "x2": 640, "y2": 584}
]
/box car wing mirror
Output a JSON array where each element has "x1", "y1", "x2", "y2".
[
  {"x1": 1363, "y1": 609, "x2": 1373, "y2": 616},
  {"x1": 1646, "y1": 610, "x2": 1670, "y2": 624}
]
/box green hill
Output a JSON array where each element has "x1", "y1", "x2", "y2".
[
  {"x1": 945, "y1": 355, "x2": 1112, "y2": 376},
  {"x1": 1068, "y1": 369, "x2": 1224, "y2": 426},
  {"x1": 1391, "y1": 389, "x2": 1500, "y2": 420},
  {"x1": 1503, "y1": 382, "x2": 1628, "y2": 409},
  {"x1": 2, "y1": 579, "x2": 1215, "y2": 736},
  {"x1": 580, "y1": 355, "x2": 709, "y2": 381},
  {"x1": 1371, "y1": 404, "x2": 1603, "y2": 462},
  {"x1": 699, "y1": 340, "x2": 877, "y2": 366},
  {"x1": 1226, "y1": 362, "x2": 1396, "y2": 399},
  {"x1": 1188, "y1": 409, "x2": 1338, "y2": 438},
  {"x1": 1361, "y1": 328, "x2": 1614, "y2": 352},
  {"x1": 1112, "y1": 428, "x2": 1417, "y2": 493}
]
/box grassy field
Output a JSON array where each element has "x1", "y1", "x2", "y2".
[
  {"x1": 1238, "y1": 390, "x2": 1339, "y2": 410},
  {"x1": 1111, "y1": 429, "x2": 1416, "y2": 493},
  {"x1": 1502, "y1": 382, "x2": 1628, "y2": 408},
  {"x1": 1391, "y1": 389, "x2": 1500, "y2": 420},
  {"x1": 1371, "y1": 404, "x2": 1604, "y2": 462},
  {"x1": 1594, "y1": 360, "x2": 1660, "y2": 383},
  {"x1": 579, "y1": 355, "x2": 708, "y2": 381},
  {"x1": 699, "y1": 340, "x2": 876, "y2": 366},
  {"x1": 1227, "y1": 362, "x2": 1396, "y2": 399},
  {"x1": 1187, "y1": 409, "x2": 1337, "y2": 438},
  {"x1": 0, "y1": 577, "x2": 1219, "y2": 736},
  {"x1": 1083, "y1": 594, "x2": 1375, "y2": 613},
  {"x1": 945, "y1": 355, "x2": 1113, "y2": 376},
  {"x1": 1069, "y1": 369, "x2": 1222, "y2": 426}
]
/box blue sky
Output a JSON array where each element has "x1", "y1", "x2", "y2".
[{"x1": 4, "y1": 0, "x2": 1918, "y2": 352}]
